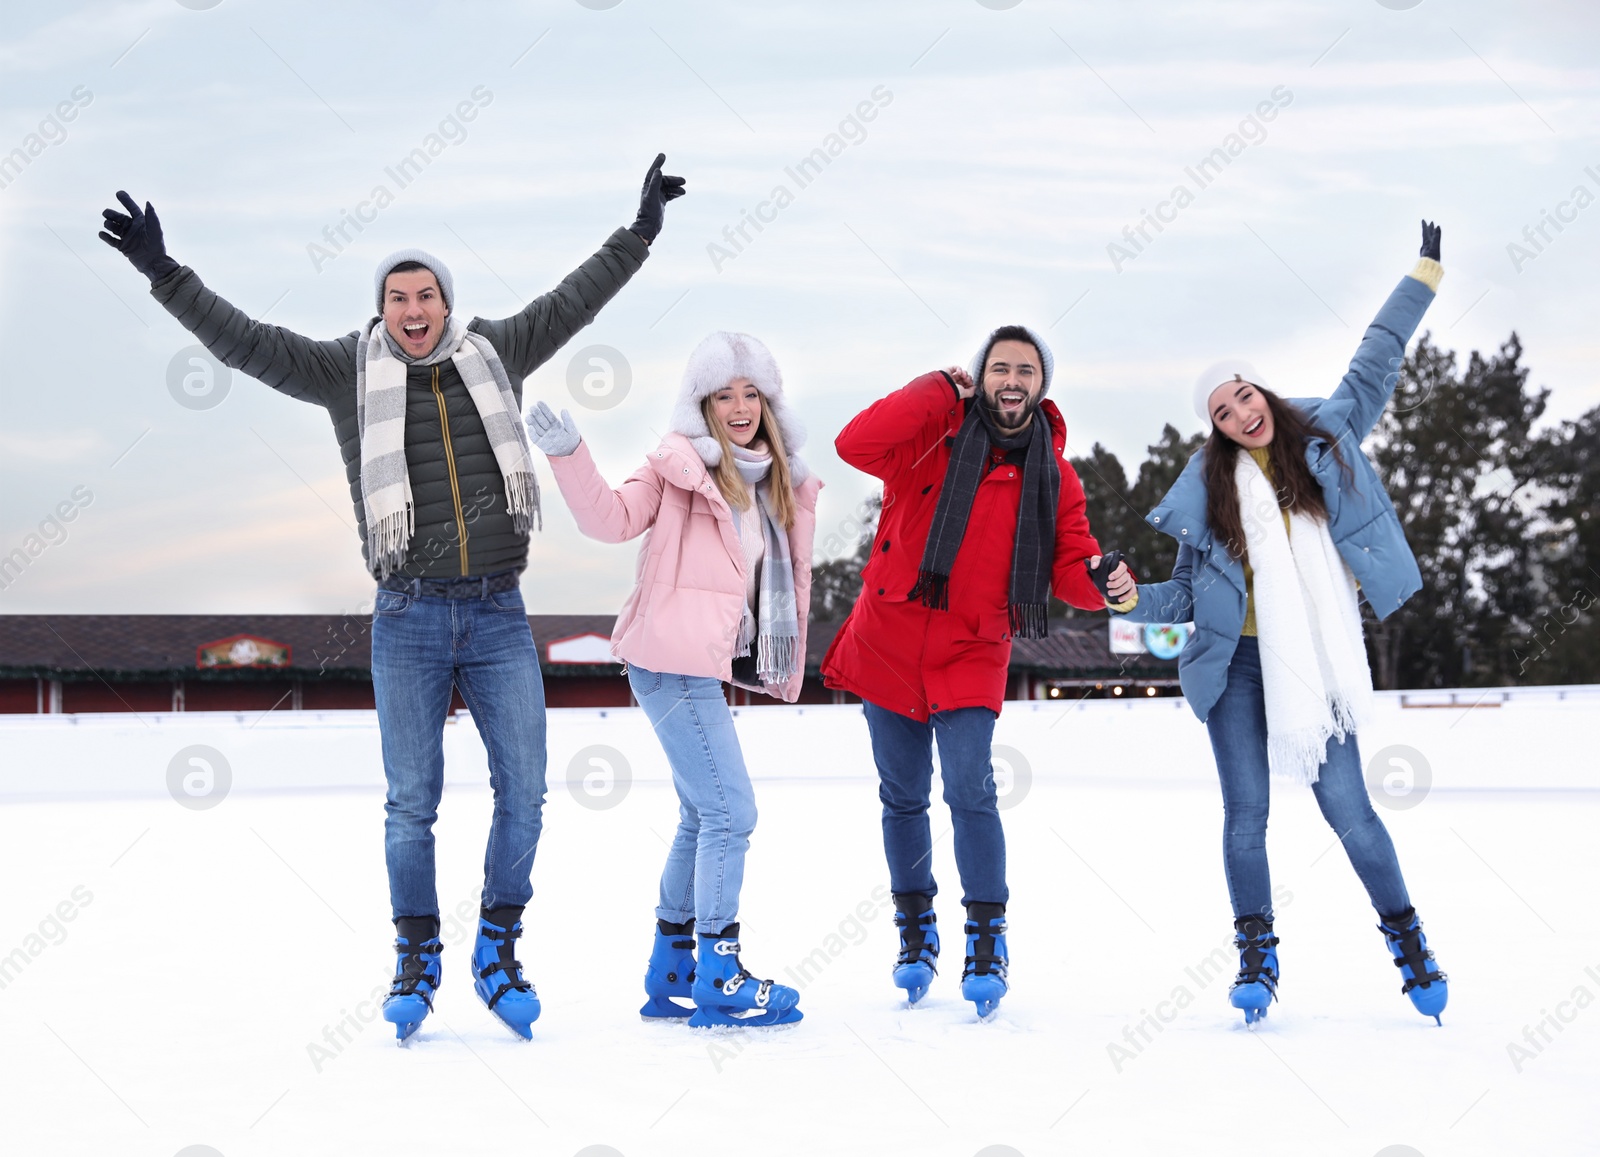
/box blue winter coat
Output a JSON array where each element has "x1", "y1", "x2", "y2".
[{"x1": 1115, "y1": 271, "x2": 1436, "y2": 722}]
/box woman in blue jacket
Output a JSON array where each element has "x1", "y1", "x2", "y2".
[{"x1": 1116, "y1": 223, "x2": 1449, "y2": 1026}]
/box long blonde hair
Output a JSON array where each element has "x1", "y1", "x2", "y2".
[{"x1": 701, "y1": 391, "x2": 797, "y2": 530}]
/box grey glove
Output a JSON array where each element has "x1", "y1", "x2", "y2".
[{"x1": 526, "y1": 401, "x2": 581, "y2": 457}]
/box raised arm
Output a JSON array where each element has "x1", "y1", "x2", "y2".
[
  {"x1": 1328, "y1": 221, "x2": 1444, "y2": 441},
  {"x1": 836, "y1": 370, "x2": 969, "y2": 482},
  {"x1": 528, "y1": 404, "x2": 663, "y2": 543},
  {"x1": 472, "y1": 154, "x2": 686, "y2": 387},
  {"x1": 100, "y1": 191, "x2": 352, "y2": 406},
  {"x1": 471, "y1": 227, "x2": 649, "y2": 389}
]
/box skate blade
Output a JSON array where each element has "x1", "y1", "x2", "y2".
[
  {"x1": 640, "y1": 996, "x2": 695, "y2": 1021},
  {"x1": 394, "y1": 1022, "x2": 422, "y2": 1046},
  {"x1": 1241, "y1": 1007, "x2": 1267, "y2": 1027},
  {"x1": 973, "y1": 1001, "x2": 1002, "y2": 1021},
  {"x1": 898, "y1": 984, "x2": 931, "y2": 1006},
  {"x1": 688, "y1": 1005, "x2": 802, "y2": 1030},
  {"x1": 475, "y1": 991, "x2": 538, "y2": 1041}
]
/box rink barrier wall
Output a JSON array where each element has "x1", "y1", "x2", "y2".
[{"x1": 0, "y1": 685, "x2": 1594, "y2": 801}]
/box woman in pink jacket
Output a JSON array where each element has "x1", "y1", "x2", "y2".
[{"x1": 525, "y1": 331, "x2": 822, "y2": 1028}]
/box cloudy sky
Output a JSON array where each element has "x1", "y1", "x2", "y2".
[{"x1": 3, "y1": 0, "x2": 1597, "y2": 615}]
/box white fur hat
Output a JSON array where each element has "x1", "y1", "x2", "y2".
[
  {"x1": 670, "y1": 331, "x2": 807, "y2": 471},
  {"x1": 1193, "y1": 359, "x2": 1270, "y2": 424}
]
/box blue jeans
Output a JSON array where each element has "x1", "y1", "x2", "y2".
[
  {"x1": 628, "y1": 663, "x2": 758, "y2": 935},
  {"x1": 1206, "y1": 636, "x2": 1411, "y2": 921},
  {"x1": 372, "y1": 585, "x2": 548, "y2": 920},
  {"x1": 863, "y1": 700, "x2": 1007, "y2": 906}
]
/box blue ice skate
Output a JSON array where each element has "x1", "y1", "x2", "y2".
[
  {"x1": 1378, "y1": 907, "x2": 1448, "y2": 1025},
  {"x1": 959, "y1": 902, "x2": 1008, "y2": 1020},
  {"x1": 641, "y1": 918, "x2": 697, "y2": 1021},
  {"x1": 472, "y1": 905, "x2": 541, "y2": 1040},
  {"x1": 382, "y1": 915, "x2": 442, "y2": 1045},
  {"x1": 892, "y1": 893, "x2": 939, "y2": 1005},
  {"x1": 1229, "y1": 915, "x2": 1279, "y2": 1027},
  {"x1": 689, "y1": 923, "x2": 802, "y2": 1028}
]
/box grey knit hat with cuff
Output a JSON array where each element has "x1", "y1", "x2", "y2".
[
  {"x1": 374, "y1": 249, "x2": 454, "y2": 312},
  {"x1": 969, "y1": 324, "x2": 1055, "y2": 395}
]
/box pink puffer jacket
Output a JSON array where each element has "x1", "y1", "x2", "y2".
[{"x1": 546, "y1": 433, "x2": 823, "y2": 702}]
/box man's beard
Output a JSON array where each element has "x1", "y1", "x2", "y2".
[{"x1": 979, "y1": 387, "x2": 1042, "y2": 432}]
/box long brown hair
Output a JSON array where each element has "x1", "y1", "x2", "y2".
[
  {"x1": 701, "y1": 392, "x2": 797, "y2": 530},
  {"x1": 1203, "y1": 387, "x2": 1352, "y2": 561}
]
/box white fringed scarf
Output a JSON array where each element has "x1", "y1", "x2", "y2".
[
  {"x1": 729, "y1": 446, "x2": 799, "y2": 685},
  {"x1": 1236, "y1": 453, "x2": 1375, "y2": 784},
  {"x1": 355, "y1": 316, "x2": 539, "y2": 577}
]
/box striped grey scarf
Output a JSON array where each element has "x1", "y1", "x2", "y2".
[
  {"x1": 730, "y1": 448, "x2": 799, "y2": 684},
  {"x1": 355, "y1": 316, "x2": 539, "y2": 577}
]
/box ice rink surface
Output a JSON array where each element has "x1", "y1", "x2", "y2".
[{"x1": 2, "y1": 692, "x2": 1596, "y2": 1157}]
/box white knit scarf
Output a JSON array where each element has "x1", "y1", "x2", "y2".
[
  {"x1": 356, "y1": 316, "x2": 539, "y2": 577},
  {"x1": 1236, "y1": 453, "x2": 1375, "y2": 785}
]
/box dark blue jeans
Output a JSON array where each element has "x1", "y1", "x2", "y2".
[
  {"x1": 1206, "y1": 636, "x2": 1411, "y2": 921},
  {"x1": 371, "y1": 585, "x2": 548, "y2": 920},
  {"x1": 863, "y1": 700, "x2": 1007, "y2": 906}
]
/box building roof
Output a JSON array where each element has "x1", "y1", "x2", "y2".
[{"x1": 0, "y1": 613, "x2": 1177, "y2": 681}]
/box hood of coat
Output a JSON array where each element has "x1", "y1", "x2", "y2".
[{"x1": 667, "y1": 331, "x2": 808, "y2": 475}]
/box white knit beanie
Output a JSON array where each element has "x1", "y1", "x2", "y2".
[
  {"x1": 668, "y1": 331, "x2": 808, "y2": 475},
  {"x1": 1193, "y1": 359, "x2": 1269, "y2": 424},
  {"x1": 969, "y1": 325, "x2": 1055, "y2": 394},
  {"x1": 375, "y1": 249, "x2": 454, "y2": 312}
]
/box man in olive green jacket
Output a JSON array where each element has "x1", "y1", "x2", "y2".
[{"x1": 98, "y1": 155, "x2": 685, "y2": 1042}]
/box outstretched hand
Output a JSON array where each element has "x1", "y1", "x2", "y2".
[
  {"x1": 1419, "y1": 219, "x2": 1442, "y2": 262},
  {"x1": 1088, "y1": 550, "x2": 1136, "y2": 604},
  {"x1": 631, "y1": 152, "x2": 687, "y2": 245},
  {"x1": 99, "y1": 191, "x2": 179, "y2": 282},
  {"x1": 526, "y1": 401, "x2": 582, "y2": 457}
]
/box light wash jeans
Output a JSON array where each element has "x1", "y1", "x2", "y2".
[
  {"x1": 1206, "y1": 636, "x2": 1412, "y2": 921},
  {"x1": 372, "y1": 585, "x2": 548, "y2": 919},
  {"x1": 628, "y1": 663, "x2": 758, "y2": 935}
]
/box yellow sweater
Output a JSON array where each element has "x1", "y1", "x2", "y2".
[{"x1": 1240, "y1": 447, "x2": 1288, "y2": 637}]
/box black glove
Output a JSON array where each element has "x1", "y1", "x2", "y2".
[
  {"x1": 1086, "y1": 550, "x2": 1127, "y2": 601},
  {"x1": 1419, "y1": 219, "x2": 1442, "y2": 262},
  {"x1": 630, "y1": 152, "x2": 686, "y2": 244},
  {"x1": 99, "y1": 191, "x2": 179, "y2": 282}
]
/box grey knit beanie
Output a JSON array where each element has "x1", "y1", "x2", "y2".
[
  {"x1": 374, "y1": 249, "x2": 454, "y2": 312},
  {"x1": 969, "y1": 324, "x2": 1055, "y2": 394}
]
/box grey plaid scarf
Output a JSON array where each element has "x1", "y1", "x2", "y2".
[
  {"x1": 908, "y1": 395, "x2": 1059, "y2": 639},
  {"x1": 355, "y1": 315, "x2": 540, "y2": 577},
  {"x1": 730, "y1": 448, "x2": 800, "y2": 684}
]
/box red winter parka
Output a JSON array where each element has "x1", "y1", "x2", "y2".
[{"x1": 822, "y1": 371, "x2": 1108, "y2": 720}]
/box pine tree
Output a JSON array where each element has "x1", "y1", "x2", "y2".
[{"x1": 1364, "y1": 333, "x2": 1550, "y2": 687}]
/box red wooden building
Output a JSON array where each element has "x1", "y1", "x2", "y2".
[{"x1": 0, "y1": 614, "x2": 1178, "y2": 714}]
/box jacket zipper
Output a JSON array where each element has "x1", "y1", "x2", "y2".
[{"x1": 430, "y1": 365, "x2": 470, "y2": 576}]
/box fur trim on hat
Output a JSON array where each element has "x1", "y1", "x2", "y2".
[
  {"x1": 668, "y1": 331, "x2": 808, "y2": 475},
  {"x1": 1193, "y1": 359, "x2": 1270, "y2": 424},
  {"x1": 375, "y1": 248, "x2": 454, "y2": 313},
  {"x1": 969, "y1": 324, "x2": 1055, "y2": 395}
]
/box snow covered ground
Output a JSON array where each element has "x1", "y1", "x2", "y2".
[{"x1": 2, "y1": 691, "x2": 1597, "y2": 1157}]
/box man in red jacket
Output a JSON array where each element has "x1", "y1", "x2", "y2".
[{"x1": 822, "y1": 324, "x2": 1135, "y2": 1018}]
